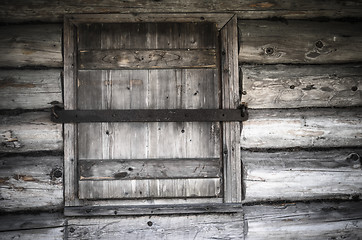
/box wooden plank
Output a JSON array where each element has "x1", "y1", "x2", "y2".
[
  {"x1": 221, "y1": 15, "x2": 242, "y2": 203},
  {"x1": 79, "y1": 158, "x2": 221, "y2": 180},
  {"x1": 78, "y1": 49, "x2": 217, "y2": 69},
  {"x1": 0, "y1": 212, "x2": 65, "y2": 232},
  {"x1": 67, "y1": 212, "x2": 243, "y2": 239},
  {"x1": 244, "y1": 201, "x2": 362, "y2": 239},
  {"x1": 78, "y1": 22, "x2": 217, "y2": 50},
  {"x1": 63, "y1": 18, "x2": 79, "y2": 207},
  {"x1": 0, "y1": 70, "x2": 62, "y2": 110},
  {"x1": 78, "y1": 178, "x2": 221, "y2": 199},
  {"x1": 0, "y1": 24, "x2": 62, "y2": 67},
  {"x1": 0, "y1": 112, "x2": 62, "y2": 152},
  {"x1": 241, "y1": 108, "x2": 362, "y2": 149},
  {"x1": 65, "y1": 203, "x2": 242, "y2": 216},
  {"x1": 242, "y1": 149, "x2": 362, "y2": 203},
  {"x1": 241, "y1": 64, "x2": 362, "y2": 109},
  {"x1": 0, "y1": 155, "x2": 63, "y2": 212},
  {"x1": 239, "y1": 20, "x2": 362, "y2": 64},
  {"x1": 2, "y1": 1, "x2": 362, "y2": 23}
]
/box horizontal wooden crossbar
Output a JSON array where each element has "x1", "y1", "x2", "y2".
[{"x1": 51, "y1": 108, "x2": 248, "y2": 123}]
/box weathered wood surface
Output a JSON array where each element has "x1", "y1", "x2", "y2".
[
  {"x1": 0, "y1": 213, "x2": 65, "y2": 240},
  {"x1": 244, "y1": 201, "x2": 362, "y2": 239},
  {"x1": 67, "y1": 212, "x2": 243, "y2": 239},
  {"x1": 243, "y1": 149, "x2": 362, "y2": 203},
  {"x1": 0, "y1": 24, "x2": 62, "y2": 67},
  {"x1": 65, "y1": 203, "x2": 242, "y2": 216},
  {"x1": 241, "y1": 64, "x2": 362, "y2": 109},
  {"x1": 0, "y1": 70, "x2": 62, "y2": 109},
  {"x1": 78, "y1": 22, "x2": 217, "y2": 50},
  {"x1": 79, "y1": 178, "x2": 221, "y2": 199},
  {"x1": 71, "y1": 21, "x2": 222, "y2": 203},
  {"x1": 79, "y1": 158, "x2": 221, "y2": 180},
  {"x1": 2, "y1": 0, "x2": 362, "y2": 22},
  {"x1": 0, "y1": 155, "x2": 63, "y2": 212},
  {"x1": 0, "y1": 112, "x2": 62, "y2": 152},
  {"x1": 79, "y1": 49, "x2": 217, "y2": 69},
  {"x1": 239, "y1": 20, "x2": 362, "y2": 64},
  {"x1": 241, "y1": 108, "x2": 362, "y2": 149},
  {"x1": 221, "y1": 16, "x2": 242, "y2": 203}
]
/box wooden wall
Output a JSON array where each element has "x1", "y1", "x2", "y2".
[{"x1": 0, "y1": 1, "x2": 362, "y2": 239}]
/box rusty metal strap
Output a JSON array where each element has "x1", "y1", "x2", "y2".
[{"x1": 51, "y1": 107, "x2": 248, "y2": 123}]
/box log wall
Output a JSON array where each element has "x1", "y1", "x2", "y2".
[{"x1": 0, "y1": 2, "x2": 362, "y2": 239}]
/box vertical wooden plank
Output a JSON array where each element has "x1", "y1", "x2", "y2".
[
  {"x1": 63, "y1": 17, "x2": 79, "y2": 206},
  {"x1": 221, "y1": 15, "x2": 242, "y2": 203}
]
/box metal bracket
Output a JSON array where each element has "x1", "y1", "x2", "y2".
[{"x1": 51, "y1": 105, "x2": 248, "y2": 123}]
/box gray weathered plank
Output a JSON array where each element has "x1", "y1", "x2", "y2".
[
  {"x1": 243, "y1": 149, "x2": 362, "y2": 203},
  {"x1": 241, "y1": 64, "x2": 362, "y2": 109},
  {"x1": 221, "y1": 15, "x2": 242, "y2": 203},
  {"x1": 2, "y1": 1, "x2": 362, "y2": 23},
  {"x1": 64, "y1": 18, "x2": 80, "y2": 207},
  {"x1": 241, "y1": 108, "x2": 362, "y2": 149},
  {"x1": 244, "y1": 201, "x2": 362, "y2": 239},
  {"x1": 65, "y1": 203, "x2": 242, "y2": 216},
  {"x1": 0, "y1": 155, "x2": 63, "y2": 212},
  {"x1": 67, "y1": 212, "x2": 243, "y2": 239},
  {"x1": 79, "y1": 158, "x2": 221, "y2": 180},
  {"x1": 239, "y1": 20, "x2": 362, "y2": 64},
  {"x1": 79, "y1": 49, "x2": 217, "y2": 69},
  {"x1": 0, "y1": 24, "x2": 62, "y2": 67},
  {"x1": 0, "y1": 112, "x2": 63, "y2": 152},
  {"x1": 0, "y1": 212, "x2": 65, "y2": 232},
  {"x1": 0, "y1": 70, "x2": 62, "y2": 109},
  {"x1": 78, "y1": 22, "x2": 218, "y2": 50},
  {"x1": 79, "y1": 178, "x2": 221, "y2": 199}
]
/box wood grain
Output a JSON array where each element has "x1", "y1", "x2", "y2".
[
  {"x1": 221, "y1": 15, "x2": 242, "y2": 203},
  {"x1": 0, "y1": 112, "x2": 62, "y2": 152},
  {"x1": 78, "y1": 178, "x2": 221, "y2": 199},
  {"x1": 0, "y1": 213, "x2": 65, "y2": 240},
  {"x1": 244, "y1": 201, "x2": 362, "y2": 239},
  {"x1": 243, "y1": 149, "x2": 362, "y2": 203},
  {"x1": 65, "y1": 203, "x2": 242, "y2": 216},
  {"x1": 0, "y1": 70, "x2": 62, "y2": 110},
  {"x1": 2, "y1": 1, "x2": 362, "y2": 23},
  {"x1": 67, "y1": 212, "x2": 243, "y2": 239},
  {"x1": 79, "y1": 49, "x2": 217, "y2": 69},
  {"x1": 79, "y1": 158, "x2": 221, "y2": 180},
  {"x1": 239, "y1": 20, "x2": 362, "y2": 64},
  {"x1": 241, "y1": 64, "x2": 362, "y2": 109},
  {"x1": 0, "y1": 24, "x2": 62, "y2": 67},
  {"x1": 0, "y1": 155, "x2": 63, "y2": 212},
  {"x1": 241, "y1": 108, "x2": 362, "y2": 149}
]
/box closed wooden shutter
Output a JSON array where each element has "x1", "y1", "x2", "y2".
[{"x1": 63, "y1": 14, "x2": 241, "y2": 214}]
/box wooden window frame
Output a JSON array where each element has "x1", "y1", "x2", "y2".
[{"x1": 63, "y1": 13, "x2": 241, "y2": 216}]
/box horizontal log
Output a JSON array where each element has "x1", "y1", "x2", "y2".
[
  {"x1": 67, "y1": 212, "x2": 243, "y2": 239},
  {"x1": 0, "y1": 70, "x2": 62, "y2": 109},
  {"x1": 242, "y1": 64, "x2": 362, "y2": 109},
  {"x1": 0, "y1": 155, "x2": 63, "y2": 212},
  {"x1": 79, "y1": 158, "x2": 221, "y2": 180},
  {"x1": 0, "y1": 112, "x2": 63, "y2": 152},
  {"x1": 0, "y1": 213, "x2": 65, "y2": 239},
  {"x1": 1, "y1": 1, "x2": 362, "y2": 23},
  {"x1": 241, "y1": 108, "x2": 362, "y2": 149},
  {"x1": 244, "y1": 201, "x2": 362, "y2": 239},
  {"x1": 239, "y1": 20, "x2": 362, "y2": 64},
  {"x1": 243, "y1": 149, "x2": 362, "y2": 203},
  {"x1": 79, "y1": 178, "x2": 221, "y2": 199},
  {"x1": 65, "y1": 203, "x2": 242, "y2": 216},
  {"x1": 79, "y1": 49, "x2": 217, "y2": 69},
  {"x1": 0, "y1": 24, "x2": 62, "y2": 67}
]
